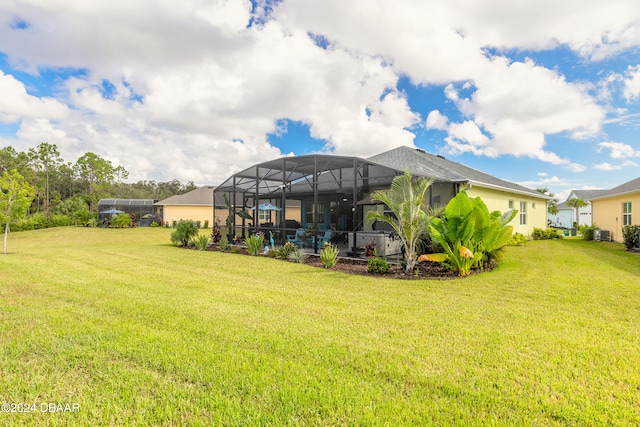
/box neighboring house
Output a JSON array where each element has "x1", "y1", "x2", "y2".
[
  {"x1": 589, "y1": 177, "x2": 640, "y2": 242},
  {"x1": 368, "y1": 147, "x2": 550, "y2": 236},
  {"x1": 214, "y1": 146, "x2": 550, "y2": 242},
  {"x1": 155, "y1": 186, "x2": 215, "y2": 227},
  {"x1": 548, "y1": 189, "x2": 607, "y2": 228},
  {"x1": 156, "y1": 185, "x2": 302, "y2": 229},
  {"x1": 547, "y1": 201, "x2": 574, "y2": 228}
]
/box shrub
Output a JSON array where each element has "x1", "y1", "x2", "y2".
[
  {"x1": 507, "y1": 232, "x2": 528, "y2": 246},
  {"x1": 423, "y1": 192, "x2": 516, "y2": 276},
  {"x1": 150, "y1": 221, "x2": 160, "y2": 227},
  {"x1": 51, "y1": 214, "x2": 71, "y2": 227},
  {"x1": 622, "y1": 225, "x2": 640, "y2": 250},
  {"x1": 579, "y1": 224, "x2": 598, "y2": 241},
  {"x1": 531, "y1": 227, "x2": 558, "y2": 240},
  {"x1": 196, "y1": 220, "x2": 201, "y2": 229},
  {"x1": 171, "y1": 220, "x2": 200, "y2": 247},
  {"x1": 111, "y1": 213, "x2": 133, "y2": 228},
  {"x1": 367, "y1": 253, "x2": 391, "y2": 274},
  {"x1": 210, "y1": 224, "x2": 221, "y2": 244},
  {"x1": 203, "y1": 220, "x2": 209, "y2": 229},
  {"x1": 192, "y1": 234, "x2": 209, "y2": 250},
  {"x1": 288, "y1": 249, "x2": 306, "y2": 263},
  {"x1": 245, "y1": 233, "x2": 265, "y2": 255},
  {"x1": 362, "y1": 238, "x2": 376, "y2": 257},
  {"x1": 265, "y1": 249, "x2": 278, "y2": 258},
  {"x1": 320, "y1": 242, "x2": 339, "y2": 269},
  {"x1": 276, "y1": 242, "x2": 298, "y2": 260},
  {"x1": 219, "y1": 235, "x2": 230, "y2": 251}
]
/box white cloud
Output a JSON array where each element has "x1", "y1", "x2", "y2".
[
  {"x1": 0, "y1": 70, "x2": 69, "y2": 123},
  {"x1": 623, "y1": 65, "x2": 640, "y2": 101},
  {"x1": 425, "y1": 110, "x2": 449, "y2": 131},
  {"x1": 0, "y1": 0, "x2": 639, "y2": 185},
  {"x1": 597, "y1": 141, "x2": 640, "y2": 158}
]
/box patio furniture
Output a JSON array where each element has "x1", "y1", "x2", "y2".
[
  {"x1": 312, "y1": 230, "x2": 333, "y2": 248},
  {"x1": 287, "y1": 228, "x2": 305, "y2": 248}
]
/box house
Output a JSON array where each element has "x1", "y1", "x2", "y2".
[
  {"x1": 548, "y1": 190, "x2": 607, "y2": 228},
  {"x1": 369, "y1": 147, "x2": 550, "y2": 236},
  {"x1": 589, "y1": 177, "x2": 640, "y2": 242},
  {"x1": 213, "y1": 146, "x2": 550, "y2": 249},
  {"x1": 156, "y1": 185, "x2": 302, "y2": 229},
  {"x1": 155, "y1": 186, "x2": 215, "y2": 227}
]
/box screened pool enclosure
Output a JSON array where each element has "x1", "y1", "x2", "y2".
[
  {"x1": 97, "y1": 199, "x2": 159, "y2": 226},
  {"x1": 213, "y1": 154, "x2": 427, "y2": 254}
]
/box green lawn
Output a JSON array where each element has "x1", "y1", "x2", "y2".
[{"x1": 1, "y1": 227, "x2": 639, "y2": 426}]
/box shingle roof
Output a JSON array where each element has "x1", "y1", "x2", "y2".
[
  {"x1": 569, "y1": 190, "x2": 608, "y2": 201},
  {"x1": 368, "y1": 146, "x2": 547, "y2": 199},
  {"x1": 155, "y1": 186, "x2": 215, "y2": 206},
  {"x1": 589, "y1": 177, "x2": 640, "y2": 200}
]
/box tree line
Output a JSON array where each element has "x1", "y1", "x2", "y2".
[{"x1": 1, "y1": 142, "x2": 197, "y2": 218}]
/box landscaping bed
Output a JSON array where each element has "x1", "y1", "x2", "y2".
[{"x1": 202, "y1": 245, "x2": 493, "y2": 279}]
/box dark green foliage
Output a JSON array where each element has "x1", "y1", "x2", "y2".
[
  {"x1": 111, "y1": 213, "x2": 133, "y2": 228},
  {"x1": 531, "y1": 228, "x2": 559, "y2": 240},
  {"x1": 276, "y1": 242, "x2": 298, "y2": 260},
  {"x1": 171, "y1": 220, "x2": 200, "y2": 247},
  {"x1": 367, "y1": 255, "x2": 391, "y2": 274},
  {"x1": 622, "y1": 225, "x2": 640, "y2": 250}
]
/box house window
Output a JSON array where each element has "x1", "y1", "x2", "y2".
[
  {"x1": 520, "y1": 201, "x2": 527, "y2": 225},
  {"x1": 306, "y1": 202, "x2": 325, "y2": 224},
  {"x1": 509, "y1": 199, "x2": 514, "y2": 209},
  {"x1": 623, "y1": 202, "x2": 632, "y2": 226},
  {"x1": 258, "y1": 210, "x2": 270, "y2": 221}
]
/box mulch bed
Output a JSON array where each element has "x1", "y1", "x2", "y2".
[{"x1": 201, "y1": 245, "x2": 493, "y2": 279}]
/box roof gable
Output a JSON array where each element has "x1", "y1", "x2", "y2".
[
  {"x1": 156, "y1": 186, "x2": 215, "y2": 206},
  {"x1": 589, "y1": 177, "x2": 640, "y2": 201},
  {"x1": 567, "y1": 189, "x2": 607, "y2": 201},
  {"x1": 368, "y1": 146, "x2": 547, "y2": 199}
]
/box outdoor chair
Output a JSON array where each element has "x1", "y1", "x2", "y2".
[
  {"x1": 287, "y1": 228, "x2": 306, "y2": 248},
  {"x1": 312, "y1": 230, "x2": 333, "y2": 248}
]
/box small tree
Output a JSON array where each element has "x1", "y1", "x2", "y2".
[
  {"x1": 171, "y1": 220, "x2": 200, "y2": 247},
  {"x1": 0, "y1": 169, "x2": 35, "y2": 254},
  {"x1": 566, "y1": 198, "x2": 588, "y2": 228},
  {"x1": 367, "y1": 170, "x2": 435, "y2": 274}
]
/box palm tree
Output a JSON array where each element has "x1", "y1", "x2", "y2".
[
  {"x1": 537, "y1": 187, "x2": 559, "y2": 215},
  {"x1": 566, "y1": 198, "x2": 588, "y2": 228},
  {"x1": 367, "y1": 170, "x2": 435, "y2": 274}
]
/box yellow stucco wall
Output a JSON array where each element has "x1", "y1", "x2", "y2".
[
  {"x1": 592, "y1": 195, "x2": 640, "y2": 242},
  {"x1": 164, "y1": 206, "x2": 213, "y2": 226},
  {"x1": 466, "y1": 187, "x2": 548, "y2": 236}
]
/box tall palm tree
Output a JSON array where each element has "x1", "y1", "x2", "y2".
[
  {"x1": 367, "y1": 170, "x2": 435, "y2": 274},
  {"x1": 566, "y1": 198, "x2": 588, "y2": 228}
]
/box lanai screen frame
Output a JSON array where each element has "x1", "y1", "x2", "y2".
[{"x1": 213, "y1": 154, "x2": 408, "y2": 249}]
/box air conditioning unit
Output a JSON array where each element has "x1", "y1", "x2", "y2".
[{"x1": 595, "y1": 229, "x2": 610, "y2": 241}]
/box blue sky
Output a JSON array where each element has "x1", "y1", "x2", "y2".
[{"x1": 1, "y1": 1, "x2": 640, "y2": 201}]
